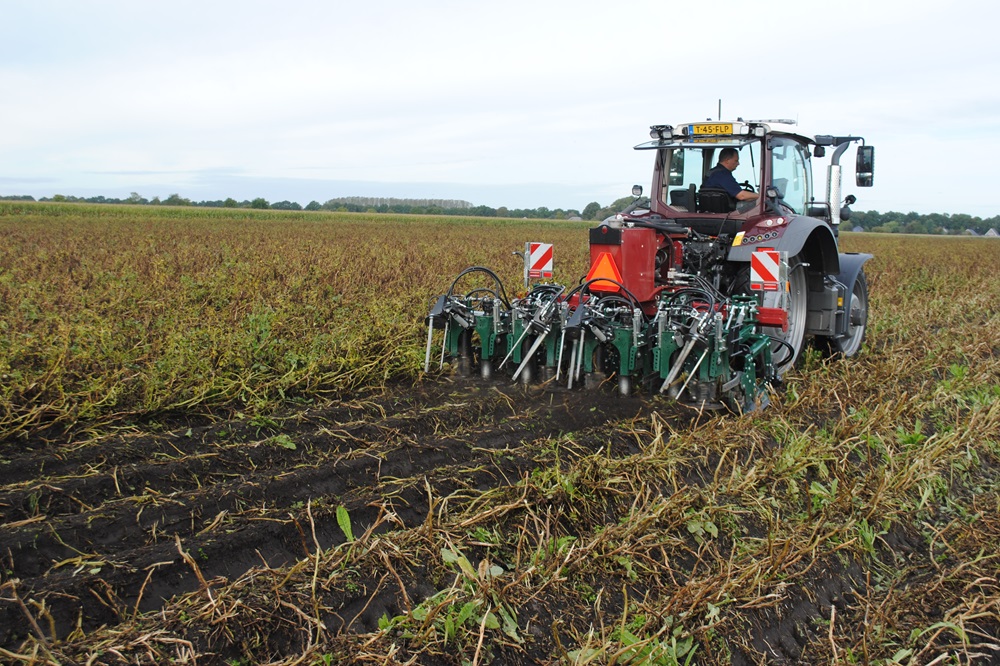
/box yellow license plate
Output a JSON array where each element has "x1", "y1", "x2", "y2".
[{"x1": 691, "y1": 123, "x2": 733, "y2": 135}]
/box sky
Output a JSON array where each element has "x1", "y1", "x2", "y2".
[{"x1": 2, "y1": 0, "x2": 999, "y2": 216}]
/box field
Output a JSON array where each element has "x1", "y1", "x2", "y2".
[{"x1": 1, "y1": 202, "x2": 998, "y2": 665}]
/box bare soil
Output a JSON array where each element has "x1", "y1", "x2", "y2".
[
  {"x1": 0, "y1": 382, "x2": 649, "y2": 652},
  {"x1": 1, "y1": 378, "x2": 997, "y2": 665}
]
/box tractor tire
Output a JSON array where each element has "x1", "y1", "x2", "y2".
[
  {"x1": 816, "y1": 269, "x2": 869, "y2": 358},
  {"x1": 733, "y1": 255, "x2": 808, "y2": 376}
]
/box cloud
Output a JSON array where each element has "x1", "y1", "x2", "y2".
[{"x1": 1, "y1": 0, "x2": 999, "y2": 215}]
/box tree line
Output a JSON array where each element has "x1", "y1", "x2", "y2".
[
  {"x1": 1, "y1": 192, "x2": 997, "y2": 233},
  {"x1": 846, "y1": 210, "x2": 998, "y2": 235},
  {"x1": 0, "y1": 192, "x2": 584, "y2": 220}
]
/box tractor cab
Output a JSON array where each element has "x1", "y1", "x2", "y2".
[
  {"x1": 634, "y1": 120, "x2": 873, "y2": 232},
  {"x1": 635, "y1": 120, "x2": 814, "y2": 224}
]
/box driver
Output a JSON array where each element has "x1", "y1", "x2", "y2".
[{"x1": 702, "y1": 148, "x2": 759, "y2": 203}]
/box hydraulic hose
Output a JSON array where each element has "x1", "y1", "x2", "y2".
[{"x1": 446, "y1": 266, "x2": 511, "y2": 308}]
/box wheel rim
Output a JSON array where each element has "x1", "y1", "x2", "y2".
[
  {"x1": 762, "y1": 259, "x2": 807, "y2": 374},
  {"x1": 839, "y1": 277, "x2": 868, "y2": 357}
]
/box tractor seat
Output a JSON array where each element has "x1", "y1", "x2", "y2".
[
  {"x1": 697, "y1": 188, "x2": 736, "y2": 214},
  {"x1": 669, "y1": 188, "x2": 693, "y2": 211}
]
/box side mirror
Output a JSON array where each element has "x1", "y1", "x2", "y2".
[
  {"x1": 632, "y1": 184, "x2": 643, "y2": 197},
  {"x1": 813, "y1": 146, "x2": 826, "y2": 158},
  {"x1": 856, "y1": 146, "x2": 874, "y2": 187}
]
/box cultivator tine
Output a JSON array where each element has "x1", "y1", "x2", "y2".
[
  {"x1": 512, "y1": 330, "x2": 548, "y2": 383},
  {"x1": 498, "y1": 324, "x2": 528, "y2": 370},
  {"x1": 555, "y1": 328, "x2": 567, "y2": 381},
  {"x1": 565, "y1": 337, "x2": 578, "y2": 389},
  {"x1": 440, "y1": 321, "x2": 449, "y2": 370},
  {"x1": 574, "y1": 331, "x2": 587, "y2": 385},
  {"x1": 660, "y1": 334, "x2": 697, "y2": 393},
  {"x1": 424, "y1": 316, "x2": 435, "y2": 373},
  {"x1": 676, "y1": 347, "x2": 709, "y2": 399}
]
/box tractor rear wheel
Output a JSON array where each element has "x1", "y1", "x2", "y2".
[
  {"x1": 772, "y1": 256, "x2": 808, "y2": 374},
  {"x1": 733, "y1": 255, "x2": 808, "y2": 376},
  {"x1": 816, "y1": 269, "x2": 869, "y2": 358}
]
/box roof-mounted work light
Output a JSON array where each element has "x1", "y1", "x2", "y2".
[{"x1": 649, "y1": 125, "x2": 673, "y2": 140}]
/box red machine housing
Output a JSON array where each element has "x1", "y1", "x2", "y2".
[{"x1": 587, "y1": 226, "x2": 659, "y2": 306}]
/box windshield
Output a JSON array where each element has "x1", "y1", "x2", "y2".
[{"x1": 659, "y1": 140, "x2": 762, "y2": 212}]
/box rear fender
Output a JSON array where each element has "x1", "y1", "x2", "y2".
[
  {"x1": 835, "y1": 253, "x2": 872, "y2": 292},
  {"x1": 728, "y1": 215, "x2": 840, "y2": 276},
  {"x1": 833, "y1": 252, "x2": 873, "y2": 336}
]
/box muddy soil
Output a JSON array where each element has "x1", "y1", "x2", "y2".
[
  {"x1": 1, "y1": 379, "x2": 996, "y2": 665},
  {"x1": 0, "y1": 381, "x2": 663, "y2": 648}
]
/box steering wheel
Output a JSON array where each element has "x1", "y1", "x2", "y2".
[{"x1": 740, "y1": 180, "x2": 756, "y2": 193}]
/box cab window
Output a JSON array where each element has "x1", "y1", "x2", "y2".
[
  {"x1": 769, "y1": 138, "x2": 811, "y2": 214},
  {"x1": 723, "y1": 145, "x2": 760, "y2": 190},
  {"x1": 660, "y1": 142, "x2": 761, "y2": 211}
]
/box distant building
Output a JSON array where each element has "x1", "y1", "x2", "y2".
[
  {"x1": 963, "y1": 229, "x2": 980, "y2": 236},
  {"x1": 851, "y1": 225, "x2": 865, "y2": 233},
  {"x1": 985, "y1": 228, "x2": 999, "y2": 238}
]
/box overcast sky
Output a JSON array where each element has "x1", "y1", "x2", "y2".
[{"x1": 2, "y1": 0, "x2": 998, "y2": 216}]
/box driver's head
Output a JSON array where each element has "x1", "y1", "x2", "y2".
[{"x1": 718, "y1": 147, "x2": 739, "y2": 171}]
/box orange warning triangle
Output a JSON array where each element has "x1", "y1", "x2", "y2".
[{"x1": 585, "y1": 252, "x2": 623, "y2": 292}]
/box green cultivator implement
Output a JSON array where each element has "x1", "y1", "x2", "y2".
[
  {"x1": 426, "y1": 260, "x2": 781, "y2": 412},
  {"x1": 425, "y1": 118, "x2": 875, "y2": 411}
]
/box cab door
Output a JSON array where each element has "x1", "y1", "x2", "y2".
[{"x1": 768, "y1": 138, "x2": 811, "y2": 214}]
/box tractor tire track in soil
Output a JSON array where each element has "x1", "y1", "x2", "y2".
[{"x1": 0, "y1": 379, "x2": 665, "y2": 651}]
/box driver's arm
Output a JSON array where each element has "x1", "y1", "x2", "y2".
[{"x1": 735, "y1": 190, "x2": 759, "y2": 201}]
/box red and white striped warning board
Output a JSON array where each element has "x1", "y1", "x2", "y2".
[
  {"x1": 528, "y1": 242, "x2": 553, "y2": 278},
  {"x1": 750, "y1": 248, "x2": 781, "y2": 291}
]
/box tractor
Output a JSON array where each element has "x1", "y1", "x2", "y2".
[{"x1": 425, "y1": 118, "x2": 874, "y2": 411}]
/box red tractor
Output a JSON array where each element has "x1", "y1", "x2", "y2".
[{"x1": 427, "y1": 119, "x2": 874, "y2": 411}]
